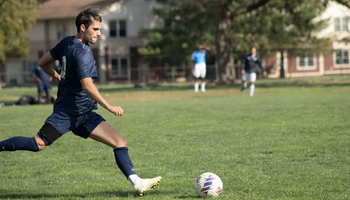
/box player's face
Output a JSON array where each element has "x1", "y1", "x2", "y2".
[
  {"x1": 83, "y1": 20, "x2": 101, "y2": 44},
  {"x1": 251, "y1": 47, "x2": 256, "y2": 55}
]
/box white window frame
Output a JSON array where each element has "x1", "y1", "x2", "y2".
[
  {"x1": 109, "y1": 20, "x2": 127, "y2": 38},
  {"x1": 109, "y1": 57, "x2": 129, "y2": 77},
  {"x1": 334, "y1": 50, "x2": 350, "y2": 68},
  {"x1": 334, "y1": 17, "x2": 349, "y2": 32},
  {"x1": 57, "y1": 23, "x2": 67, "y2": 40},
  {"x1": 26, "y1": 61, "x2": 38, "y2": 79},
  {"x1": 296, "y1": 56, "x2": 317, "y2": 71}
]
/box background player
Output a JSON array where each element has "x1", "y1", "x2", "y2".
[
  {"x1": 0, "y1": 6, "x2": 161, "y2": 196},
  {"x1": 192, "y1": 45, "x2": 210, "y2": 92},
  {"x1": 32, "y1": 64, "x2": 52, "y2": 104},
  {"x1": 241, "y1": 46, "x2": 267, "y2": 96}
]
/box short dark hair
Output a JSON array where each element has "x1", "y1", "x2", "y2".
[{"x1": 75, "y1": 6, "x2": 102, "y2": 33}]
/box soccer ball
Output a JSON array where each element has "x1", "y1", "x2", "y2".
[{"x1": 195, "y1": 172, "x2": 223, "y2": 198}]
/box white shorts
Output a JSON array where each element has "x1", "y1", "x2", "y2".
[
  {"x1": 242, "y1": 72, "x2": 256, "y2": 82},
  {"x1": 193, "y1": 63, "x2": 206, "y2": 79}
]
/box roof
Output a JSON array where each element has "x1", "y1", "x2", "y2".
[{"x1": 37, "y1": 0, "x2": 121, "y2": 20}]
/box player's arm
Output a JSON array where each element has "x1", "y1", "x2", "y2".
[
  {"x1": 256, "y1": 57, "x2": 267, "y2": 76},
  {"x1": 38, "y1": 52, "x2": 61, "y2": 81},
  {"x1": 191, "y1": 53, "x2": 195, "y2": 72},
  {"x1": 241, "y1": 56, "x2": 246, "y2": 74},
  {"x1": 32, "y1": 73, "x2": 41, "y2": 83},
  {"x1": 198, "y1": 45, "x2": 210, "y2": 51},
  {"x1": 80, "y1": 77, "x2": 123, "y2": 116}
]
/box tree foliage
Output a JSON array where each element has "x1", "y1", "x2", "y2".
[
  {"x1": 0, "y1": 0, "x2": 39, "y2": 62},
  {"x1": 140, "y1": 0, "x2": 343, "y2": 81}
]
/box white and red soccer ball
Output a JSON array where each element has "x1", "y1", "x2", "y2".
[{"x1": 195, "y1": 172, "x2": 223, "y2": 198}]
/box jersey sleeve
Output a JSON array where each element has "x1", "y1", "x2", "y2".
[
  {"x1": 256, "y1": 56, "x2": 264, "y2": 71},
  {"x1": 74, "y1": 49, "x2": 97, "y2": 80},
  {"x1": 32, "y1": 66, "x2": 37, "y2": 74},
  {"x1": 241, "y1": 56, "x2": 246, "y2": 70},
  {"x1": 49, "y1": 40, "x2": 63, "y2": 60},
  {"x1": 191, "y1": 52, "x2": 195, "y2": 61}
]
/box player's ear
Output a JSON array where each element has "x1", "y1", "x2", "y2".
[{"x1": 80, "y1": 24, "x2": 86, "y2": 32}]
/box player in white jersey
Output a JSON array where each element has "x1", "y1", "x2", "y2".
[
  {"x1": 192, "y1": 45, "x2": 210, "y2": 92},
  {"x1": 241, "y1": 46, "x2": 267, "y2": 96}
]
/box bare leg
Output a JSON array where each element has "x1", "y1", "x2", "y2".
[
  {"x1": 38, "y1": 93, "x2": 43, "y2": 105},
  {"x1": 46, "y1": 91, "x2": 51, "y2": 104},
  {"x1": 89, "y1": 121, "x2": 127, "y2": 148}
]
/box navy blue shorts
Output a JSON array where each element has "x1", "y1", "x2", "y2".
[
  {"x1": 38, "y1": 82, "x2": 51, "y2": 93},
  {"x1": 42, "y1": 111, "x2": 105, "y2": 141}
]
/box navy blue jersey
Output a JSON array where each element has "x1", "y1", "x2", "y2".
[
  {"x1": 241, "y1": 54, "x2": 264, "y2": 73},
  {"x1": 32, "y1": 65, "x2": 51, "y2": 83},
  {"x1": 50, "y1": 36, "x2": 98, "y2": 115}
]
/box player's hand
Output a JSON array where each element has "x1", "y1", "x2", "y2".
[
  {"x1": 108, "y1": 106, "x2": 124, "y2": 116},
  {"x1": 241, "y1": 70, "x2": 245, "y2": 74},
  {"x1": 263, "y1": 71, "x2": 267, "y2": 76}
]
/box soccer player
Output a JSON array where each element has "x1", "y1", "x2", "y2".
[
  {"x1": 32, "y1": 64, "x2": 52, "y2": 104},
  {"x1": 0, "y1": 6, "x2": 161, "y2": 196},
  {"x1": 192, "y1": 45, "x2": 210, "y2": 92},
  {"x1": 241, "y1": 46, "x2": 267, "y2": 97}
]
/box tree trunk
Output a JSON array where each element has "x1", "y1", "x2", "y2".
[
  {"x1": 280, "y1": 50, "x2": 285, "y2": 78},
  {"x1": 215, "y1": 1, "x2": 235, "y2": 83},
  {"x1": 0, "y1": 61, "x2": 3, "y2": 90}
]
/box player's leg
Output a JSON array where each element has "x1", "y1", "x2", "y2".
[
  {"x1": 37, "y1": 83, "x2": 44, "y2": 105},
  {"x1": 193, "y1": 64, "x2": 200, "y2": 92},
  {"x1": 89, "y1": 121, "x2": 161, "y2": 195},
  {"x1": 80, "y1": 112, "x2": 161, "y2": 196},
  {"x1": 200, "y1": 64, "x2": 206, "y2": 92},
  {"x1": 249, "y1": 73, "x2": 257, "y2": 97},
  {"x1": 241, "y1": 73, "x2": 247, "y2": 91},
  {"x1": 44, "y1": 83, "x2": 52, "y2": 104},
  {"x1": 0, "y1": 135, "x2": 41, "y2": 152},
  {"x1": 0, "y1": 123, "x2": 59, "y2": 152}
]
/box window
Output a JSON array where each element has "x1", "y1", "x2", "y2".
[
  {"x1": 26, "y1": 61, "x2": 37, "y2": 79},
  {"x1": 57, "y1": 23, "x2": 66, "y2": 40},
  {"x1": 335, "y1": 50, "x2": 349, "y2": 65},
  {"x1": 343, "y1": 17, "x2": 348, "y2": 31},
  {"x1": 110, "y1": 58, "x2": 128, "y2": 76},
  {"x1": 335, "y1": 17, "x2": 348, "y2": 32},
  {"x1": 109, "y1": 20, "x2": 117, "y2": 37},
  {"x1": 299, "y1": 56, "x2": 314, "y2": 67},
  {"x1": 109, "y1": 20, "x2": 127, "y2": 37},
  {"x1": 111, "y1": 59, "x2": 118, "y2": 75},
  {"x1": 335, "y1": 18, "x2": 341, "y2": 31},
  {"x1": 119, "y1": 20, "x2": 126, "y2": 37}
]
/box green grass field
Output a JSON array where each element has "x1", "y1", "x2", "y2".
[{"x1": 0, "y1": 78, "x2": 350, "y2": 199}]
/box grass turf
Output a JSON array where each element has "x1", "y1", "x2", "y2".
[{"x1": 0, "y1": 82, "x2": 349, "y2": 199}]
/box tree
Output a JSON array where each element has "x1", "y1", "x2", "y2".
[
  {"x1": 0, "y1": 0, "x2": 39, "y2": 89},
  {"x1": 139, "y1": 0, "x2": 346, "y2": 82},
  {"x1": 140, "y1": 0, "x2": 270, "y2": 83},
  {"x1": 233, "y1": 0, "x2": 330, "y2": 78}
]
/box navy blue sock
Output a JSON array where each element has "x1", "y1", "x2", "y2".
[
  {"x1": 113, "y1": 147, "x2": 136, "y2": 178},
  {"x1": 0, "y1": 137, "x2": 40, "y2": 152}
]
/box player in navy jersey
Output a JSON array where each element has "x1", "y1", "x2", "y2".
[
  {"x1": 32, "y1": 64, "x2": 52, "y2": 104},
  {"x1": 0, "y1": 6, "x2": 161, "y2": 196},
  {"x1": 241, "y1": 46, "x2": 267, "y2": 96}
]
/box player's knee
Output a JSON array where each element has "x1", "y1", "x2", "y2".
[
  {"x1": 35, "y1": 135, "x2": 46, "y2": 151},
  {"x1": 116, "y1": 137, "x2": 128, "y2": 148}
]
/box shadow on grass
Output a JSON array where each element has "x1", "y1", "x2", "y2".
[
  {"x1": 0, "y1": 189, "x2": 193, "y2": 199},
  {"x1": 0, "y1": 190, "x2": 148, "y2": 199}
]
